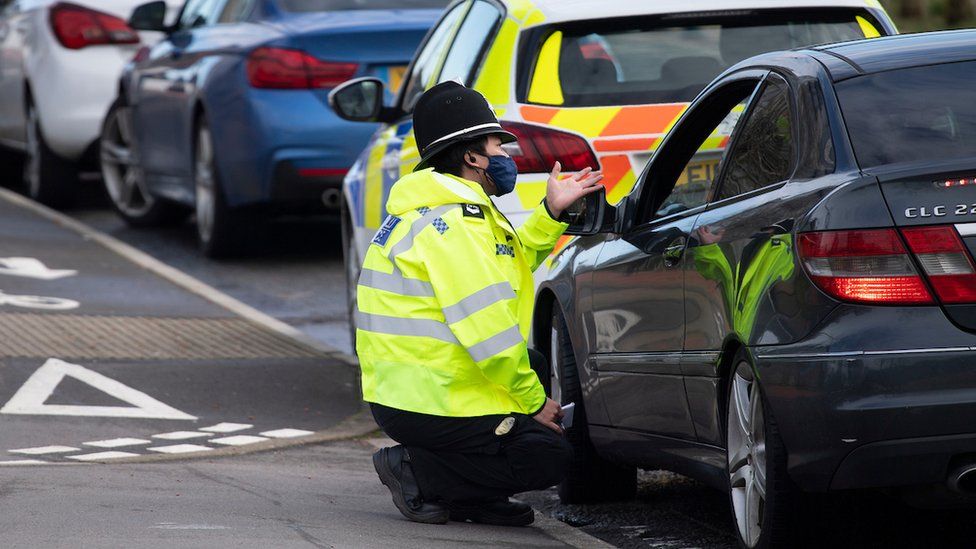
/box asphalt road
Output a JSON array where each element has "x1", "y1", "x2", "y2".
[{"x1": 12, "y1": 182, "x2": 976, "y2": 548}]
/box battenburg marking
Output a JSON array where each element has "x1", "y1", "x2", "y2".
[{"x1": 372, "y1": 216, "x2": 402, "y2": 247}]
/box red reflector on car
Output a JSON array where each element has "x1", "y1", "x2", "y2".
[
  {"x1": 247, "y1": 47, "x2": 358, "y2": 90},
  {"x1": 901, "y1": 225, "x2": 976, "y2": 303},
  {"x1": 50, "y1": 2, "x2": 139, "y2": 50},
  {"x1": 499, "y1": 121, "x2": 600, "y2": 174},
  {"x1": 299, "y1": 168, "x2": 348, "y2": 178},
  {"x1": 798, "y1": 229, "x2": 934, "y2": 304}
]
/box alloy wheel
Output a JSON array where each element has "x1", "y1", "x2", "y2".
[
  {"x1": 727, "y1": 362, "x2": 767, "y2": 548},
  {"x1": 194, "y1": 125, "x2": 216, "y2": 244},
  {"x1": 102, "y1": 106, "x2": 154, "y2": 217},
  {"x1": 548, "y1": 326, "x2": 563, "y2": 403}
]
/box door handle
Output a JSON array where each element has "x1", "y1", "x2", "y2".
[{"x1": 663, "y1": 237, "x2": 686, "y2": 268}]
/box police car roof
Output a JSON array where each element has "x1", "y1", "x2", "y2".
[
  {"x1": 808, "y1": 29, "x2": 976, "y2": 81},
  {"x1": 526, "y1": 0, "x2": 878, "y2": 25}
]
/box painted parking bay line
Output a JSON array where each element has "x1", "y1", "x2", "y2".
[
  {"x1": 83, "y1": 438, "x2": 151, "y2": 449},
  {"x1": 210, "y1": 435, "x2": 268, "y2": 446},
  {"x1": 201, "y1": 423, "x2": 252, "y2": 433},
  {"x1": 261, "y1": 429, "x2": 314, "y2": 438},
  {"x1": 10, "y1": 445, "x2": 78, "y2": 455},
  {"x1": 1, "y1": 359, "x2": 195, "y2": 420},
  {"x1": 152, "y1": 431, "x2": 210, "y2": 441},
  {"x1": 148, "y1": 444, "x2": 212, "y2": 454}
]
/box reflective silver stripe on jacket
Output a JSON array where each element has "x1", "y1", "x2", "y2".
[
  {"x1": 467, "y1": 325, "x2": 523, "y2": 362},
  {"x1": 356, "y1": 311, "x2": 459, "y2": 344},
  {"x1": 359, "y1": 268, "x2": 435, "y2": 297},
  {"x1": 442, "y1": 282, "x2": 516, "y2": 324}
]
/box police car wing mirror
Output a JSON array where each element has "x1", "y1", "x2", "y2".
[
  {"x1": 129, "y1": 1, "x2": 168, "y2": 32},
  {"x1": 563, "y1": 186, "x2": 616, "y2": 237},
  {"x1": 329, "y1": 77, "x2": 387, "y2": 123}
]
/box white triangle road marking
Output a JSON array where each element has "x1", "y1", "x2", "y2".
[
  {"x1": 0, "y1": 257, "x2": 77, "y2": 281},
  {"x1": 0, "y1": 359, "x2": 196, "y2": 420}
]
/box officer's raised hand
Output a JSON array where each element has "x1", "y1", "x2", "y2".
[
  {"x1": 534, "y1": 397, "x2": 565, "y2": 434},
  {"x1": 545, "y1": 162, "x2": 605, "y2": 218}
]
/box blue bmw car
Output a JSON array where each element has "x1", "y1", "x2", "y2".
[{"x1": 100, "y1": 0, "x2": 445, "y2": 256}]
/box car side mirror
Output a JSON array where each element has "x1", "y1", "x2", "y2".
[
  {"x1": 129, "y1": 1, "x2": 168, "y2": 32},
  {"x1": 563, "y1": 187, "x2": 616, "y2": 236},
  {"x1": 329, "y1": 77, "x2": 386, "y2": 122}
]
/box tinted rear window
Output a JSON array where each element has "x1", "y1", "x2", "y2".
[
  {"x1": 525, "y1": 9, "x2": 879, "y2": 107},
  {"x1": 838, "y1": 61, "x2": 976, "y2": 169},
  {"x1": 278, "y1": 0, "x2": 449, "y2": 12}
]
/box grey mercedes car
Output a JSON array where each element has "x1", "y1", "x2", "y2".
[{"x1": 533, "y1": 30, "x2": 976, "y2": 548}]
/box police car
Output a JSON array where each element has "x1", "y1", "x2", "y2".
[{"x1": 331, "y1": 0, "x2": 897, "y2": 338}]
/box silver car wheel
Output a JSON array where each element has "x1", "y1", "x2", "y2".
[
  {"x1": 194, "y1": 125, "x2": 216, "y2": 244},
  {"x1": 102, "y1": 106, "x2": 154, "y2": 217},
  {"x1": 25, "y1": 104, "x2": 41, "y2": 197},
  {"x1": 549, "y1": 326, "x2": 563, "y2": 403},
  {"x1": 727, "y1": 362, "x2": 767, "y2": 548}
]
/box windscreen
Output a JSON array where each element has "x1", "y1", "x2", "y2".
[
  {"x1": 527, "y1": 9, "x2": 878, "y2": 107},
  {"x1": 278, "y1": 0, "x2": 449, "y2": 12},
  {"x1": 838, "y1": 61, "x2": 976, "y2": 169}
]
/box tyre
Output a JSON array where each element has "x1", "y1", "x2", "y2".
[
  {"x1": 194, "y1": 119, "x2": 250, "y2": 258},
  {"x1": 547, "y1": 306, "x2": 637, "y2": 503},
  {"x1": 725, "y1": 351, "x2": 800, "y2": 548},
  {"x1": 24, "y1": 98, "x2": 78, "y2": 208},
  {"x1": 341, "y1": 199, "x2": 360, "y2": 350},
  {"x1": 101, "y1": 99, "x2": 187, "y2": 227}
]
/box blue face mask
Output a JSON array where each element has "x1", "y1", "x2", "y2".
[{"x1": 478, "y1": 154, "x2": 518, "y2": 196}]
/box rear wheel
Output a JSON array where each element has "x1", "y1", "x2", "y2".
[
  {"x1": 547, "y1": 306, "x2": 637, "y2": 503},
  {"x1": 24, "y1": 99, "x2": 77, "y2": 208},
  {"x1": 101, "y1": 99, "x2": 186, "y2": 227},
  {"x1": 341, "y1": 199, "x2": 360, "y2": 349},
  {"x1": 194, "y1": 119, "x2": 251, "y2": 258},
  {"x1": 726, "y1": 352, "x2": 800, "y2": 548}
]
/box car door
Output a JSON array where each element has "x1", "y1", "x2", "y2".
[
  {"x1": 682, "y1": 73, "x2": 802, "y2": 445},
  {"x1": 132, "y1": 0, "x2": 223, "y2": 191},
  {"x1": 0, "y1": 0, "x2": 26, "y2": 147},
  {"x1": 588, "y1": 74, "x2": 762, "y2": 438},
  {"x1": 352, "y1": 0, "x2": 505, "y2": 235}
]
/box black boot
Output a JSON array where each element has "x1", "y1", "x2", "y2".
[
  {"x1": 372, "y1": 445, "x2": 449, "y2": 524},
  {"x1": 448, "y1": 497, "x2": 535, "y2": 527}
]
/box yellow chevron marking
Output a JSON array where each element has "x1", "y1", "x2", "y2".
[
  {"x1": 548, "y1": 107, "x2": 620, "y2": 138},
  {"x1": 528, "y1": 31, "x2": 564, "y2": 106}
]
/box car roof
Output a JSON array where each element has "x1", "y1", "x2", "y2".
[
  {"x1": 521, "y1": 0, "x2": 879, "y2": 24},
  {"x1": 810, "y1": 29, "x2": 976, "y2": 79}
]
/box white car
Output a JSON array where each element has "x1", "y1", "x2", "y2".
[{"x1": 0, "y1": 0, "x2": 180, "y2": 206}]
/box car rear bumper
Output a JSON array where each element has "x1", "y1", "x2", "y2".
[{"x1": 757, "y1": 344, "x2": 976, "y2": 492}]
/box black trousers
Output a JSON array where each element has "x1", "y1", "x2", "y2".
[{"x1": 370, "y1": 354, "x2": 573, "y2": 503}]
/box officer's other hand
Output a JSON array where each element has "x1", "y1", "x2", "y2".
[
  {"x1": 533, "y1": 397, "x2": 565, "y2": 434},
  {"x1": 545, "y1": 161, "x2": 604, "y2": 219}
]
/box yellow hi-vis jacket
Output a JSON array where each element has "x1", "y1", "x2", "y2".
[{"x1": 356, "y1": 168, "x2": 567, "y2": 417}]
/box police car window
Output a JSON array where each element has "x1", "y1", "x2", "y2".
[
  {"x1": 218, "y1": 0, "x2": 253, "y2": 23},
  {"x1": 525, "y1": 9, "x2": 877, "y2": 107},
  {"x1": 401, "y1": 2, "x2": 467, "y2": 113},
  {"x1": 437, "y1": 1, "x2": 500, "y2": 85},
  {"x1": 715, "y1": 77, "x2": 795, "y2": 201},
  {"x1": 179, "y1": 0, "x2": 221, "y2": 29}
]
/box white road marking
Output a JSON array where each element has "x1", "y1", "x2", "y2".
[
  {"x1": 0, "y1": 460, "x2": 46, "y2": 465},
  {"x1": 83, "y1": 438, "x2": 151, "y2": 448},
  {"x1": 201, "y1": 422, "x2": 252, "y2": 433},
  {"x1": 152, "y1": 431, "x2": 210, "y2": 440},
  {"x1": 0, "y1": 290, "x2": 79, "y2": 311},
  {"x1": 148, "y1": 444, "x2": 212, "y2": 454},
  {"x1": 68, "y1": 451, "x2": 139, "y2": 461},
  {"x1": 10, "y1": 445, "x2": 78, "y2": 455},
  {"x1": 210, "y1": 435, "x2": 267, "y2": 446},
  {"x1": 0, "y1": 257, "x2": 77, "y2": 281},
  {"x1": 261, "y1": 428, "x2": 314, "y2": 439},
  {"x1": 0, "y1": 358, "x2": 196, "y2": 420}
]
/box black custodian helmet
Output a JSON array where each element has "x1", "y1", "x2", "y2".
[{"x1": 412, "y1": 81, "x2": 516, "y2": 171}]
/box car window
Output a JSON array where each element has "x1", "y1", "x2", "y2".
[
  {"x1": 179, "y1": 0, "x2": 221, "y2": 29},
  {"x1": 278, "y1": 0, "x2": 449, "y2": 11},
  {"x1": 218, "y1": 0, "x2": 253, "y2": 23},
  {"x1": 400, "y1": 1, "x2": 468, "y2": 112},
  {"x1": 525, "y1": 8, "x2": 881, "y2": 107},
  {"x1": 714, "y1": 76, "x2": 795, "y2": 201},
  {"x1": 436, "y1": 1, "x2": 500, "y2": 84}
]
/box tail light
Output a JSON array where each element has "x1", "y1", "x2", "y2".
[
  {"x1": 499, "y1": 121, "x2": 600, "y2": 173},
  {"x1": 798, "y1": 229, "x2": 934, "y2": 304},
  {"x1": 247, "y1": 47, "x2": 358, "y2": 89},
  {"x1": 901, "y1": 226, "x2": 976, "y2": 303},
  {"x1": 50, "y1": 2, "x2": 139, "y2": 50}
]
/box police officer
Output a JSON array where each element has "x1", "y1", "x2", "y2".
[{"x1": 358, "y1": 81, "x2": 604, "y2": 526}]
